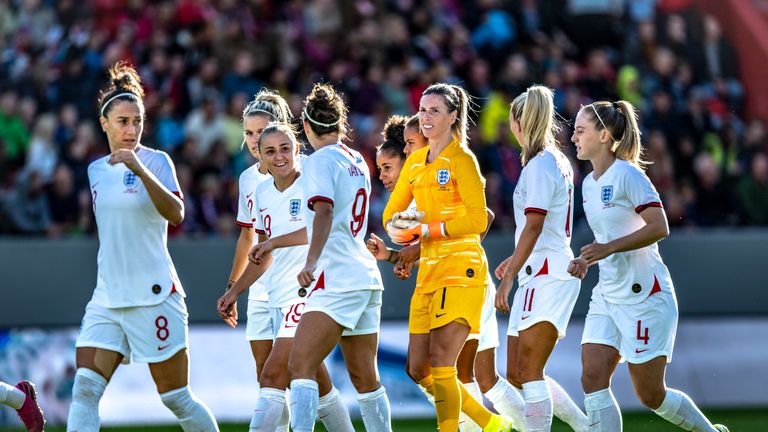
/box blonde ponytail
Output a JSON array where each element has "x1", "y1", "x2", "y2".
[
  {"x1": 510, "y1": 85, "x2": 560, "y2": 165},
  {"x1": 584, "y1": 100, "x2": 647, "y2": 167}
]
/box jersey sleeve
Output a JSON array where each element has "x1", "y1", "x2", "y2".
[
  {"x1": 253, "y1": 195, "x2": 265, "y2": 235},
  {"x1": 236, "y1": 173, "x2": 254, "y2": 228},
  {"x1": 303, "y1": 152, "x2": 336, "y2": 210},
  {"x1": 625, "y1": 165, "x2": 663, "y2": 213},
  {"x1": 152, "y1": 151, "x2": 182, "y2": 197},
  {"x1": 382, "y1": 158, "x2": 415, "y2": 226},
  {"x1": 523, "y1": 157, "x2": 556, "y2": 215},
  {"x1": 443, "y1": 152, "x2": 487, "y2": 236}
]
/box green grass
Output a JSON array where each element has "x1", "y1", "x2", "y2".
[{"x1": 2, "y1": 408, "x2": 766, "y2": 431}]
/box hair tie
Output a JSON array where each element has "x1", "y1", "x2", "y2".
[
  {"x1": 612, "y1": 101, "x2": 621, "y2": 111},
  {"x1": 303, "y1": 107, "x2": 340, "y2": 128},
  {"x1": 100, "y1": 92, "x2": 138, "y2": 117}
]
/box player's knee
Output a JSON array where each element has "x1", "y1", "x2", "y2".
[
  {"x1": 407, "y1": 363, "x2": 430, "y2": 383},
  {"x1": 506, "y1": 367, "x2": 522, "y2": 389},
  {"x1": 456, "y1": 367, "x2": 474, "y2": 384},
  {"x1": 475, "y1": 368, "x2": 498, "y2": 393},
  {"x1": 347, "y1": 369, "x2": 379, "y2": 394},
  {"x1": 258, "y1": 367, "x2": 285, "y2": 390},
  {"x1": 581, "y1": 363, "x2": 609, "y2": 393},
  {"x1": 636, "y1": 386, "x2": 665, "y2": 410}
]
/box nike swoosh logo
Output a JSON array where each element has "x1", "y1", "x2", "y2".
[
  {"x1": 435, "y1": 313, "x2": 446, "y2": 318},
  {"x1": 259, "y1": 208, "x2": 267, "y2": 212},
  {"x1": 246, "y1": 192, "x2": 253, "y2": 198},
  {"x1": 158, "y1": 344, "x2": 170, "y2": 351},
  {"x1": 635, "y1": 348, "x2": 649, "y2": 353},
  {"x1": 409, "y1": 179, "x2": 416, "y2": 184},
  {"x1": 521, "y1": 315, "x2": 530, "y2": 320},
  {"x1": 91, "y1": 182, "x2": 100, "y2": 188},
  {"x1": 589, "y1": 422, "x2": 600, "y2": 427},
  {"x1": 407, "y1": 234, "x2": 419, "y2": 243}
]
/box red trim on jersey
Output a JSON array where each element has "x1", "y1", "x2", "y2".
[
  {"x1": 254, "y1": 228, "x2": 266, "y2": 235},
  {"x1": 172, "y1": 191, "x2": 184, "y2": 200},
  {"x1": 171, "y1": 282, "x2": 177, "y2": 294},
  {"x1": 308, "y1": 196, "x2": 334, "y2": 211},
  {"x1": 635, "y1": 202, "x2": 663, "y2": 213},
  {"x1": 337, "y1": 143, "x2": 356, "y2": 159},
  {"x1": 525, "y1": 207, "x2": 548, "y2": 215},
  {"x1": 236, "y1": 221, "x2": 253, "y2": 228},
  {"x1": 534, "y1": 258, "x2": 549, "y2": 277},
  {"x1": 648, "y1": 275, "x2": 661, "y2": 297},
  {"x1": 307, "y1": 271, "x2": 325, "y2": 298}
]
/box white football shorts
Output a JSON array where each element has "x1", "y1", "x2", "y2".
[
  {"x1": 76, "y1": 292, "x2": 188, "y2": 363},
  {"x1": 246, "y1": 298, "x2": 275, "y2": 341},
  {"x1": 469, "y1": 274, "x2": 500, "y2": 351},
  {"x1": 507, "y1": 275, "x2": 580, "y2": 340},
  {"x1": 303, "y1": 287, "x2": 382, "y2": 336},
  {"x1": 271, "y1": 299, "x2": 306, "y2": 339}
]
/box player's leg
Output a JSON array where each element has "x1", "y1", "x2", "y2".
[
  {"x1": 316, "y1": 363, "x2": 355, "y2": 432},
  {"x1": 1, "y1": 380, "x2": 45, "y2": 432},
  {"x1": 408, "y1": 333, "x2": 434, "y2": 403},
  {"x1": 287, "y1": 311, "x2": 344, "y2": 432},
  {"x1": 457, "y1": 338, "x2": 482, "y2": 432},
  {"x1": 68, "y1": 301, "x2": 127, "y2": 432},
  {"x1": 479, "y1": 346, "x2": 526, "y2": 431},
  {"x1": 581, "y1": 344, "x2": 622, "y2": 432},
  {"x1": 246, "y1": 299, "x2": 275, "y2": 381},
  {"x1": 250, "y1": 337, "x2": 292, "y2": 432},
  {"x1": 517, "y1": 321, "x2": 558, "y2": 432},
  {"x1": 340, "y1": 290, "x2": 391, "y2": 432}
]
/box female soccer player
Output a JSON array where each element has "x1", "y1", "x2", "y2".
[
  {"x1": 494, "y1": 86, "x2": 587, "y2": 432},
  {"x1": 382, "y1": 83, "x2": 513, "y2": 432},
  {"x1": 568, "y1": 100, "x2": 728, "y2": 432},
  {"x1": 67, "y1": 62, "x2": 218, "y2": 432},
  {"x1": 287, "y1": 83, "x2": 392, "y2": 432},
  {"x1": 0, "y1": 380, "x2": 44, "y2": 431},
  {"x1": 221, "y1": 89, "x2": 290, "y2": 382},
  {"x1": 369, "y1": 115, "x2": 525, "y2": 431}
]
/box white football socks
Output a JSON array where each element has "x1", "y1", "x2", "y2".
[
  {"x1": 289, "y1": 379, "x2": 318, "y2": 432},
  {"x1": 0, "y1": 381, "x2": 25, "y2": 410},
  {"x1": 483, "y1": 377, "x2": 527, "y2": 432},
  {"x1": 249, "y1": 387, "x2": 287, "y2": 431},
  {"x1": 318, "y1": 387, "x2": 354, "y2": 432},
  {"x1": 584, "y1": 388, "x2": 622, "y2": 432},
  {"x1": 653, "y1": 388, "x2": 719, "y2": 432},
  {"x1": 546, "y1": 376, "x2": 588, "y2": 432},
  {"x1": 67, "y1": 368, "x2": 107, "y2": 432},
  {"x1": 523, "y1": 380, "x2": 553, "y2": 432},
  {"x1": 159, "y1": 386, "x2": 219, "y2": 432},
  {"x1": 356, "y1": 386, "x2": 392, "y2": 432}
]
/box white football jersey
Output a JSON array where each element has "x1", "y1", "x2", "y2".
[
  {"x1": 254, "y1": 174, "x2": 309, "y2": 308},
  {"x1": 88, "y1": 145, "x2": 186, "y2": 308},
  {"x1": 236, "y1": 164, "x2": 270, "y2": 302},
  {"x1": 302, "y1": 143, "x2": 383, "y2": 293},
  {"x1": 513, "y1": 146, "x2": 576, "y2": 285},
  {"x1": 582, "y1": 159, "x2": 674, "y2": 304}
]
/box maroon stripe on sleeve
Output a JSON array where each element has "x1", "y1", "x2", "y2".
[
  {"x1": 308, "y1": 196, "x2": 334, "y2": 211},
  {"x1": 524, "y1": 207, "x2": 548, "y2": 215},
  {"x1": 236, "y1": 221, "x2": 253, "y2": 228},
  {"x1": 635, "y1": 202, "x2": 663, "y2": 213},
  {"x1": 254, "y1": 228, "x2": 266, "y2": 235}
]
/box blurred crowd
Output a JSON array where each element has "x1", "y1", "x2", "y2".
[{"x1": 1, "y1": 0, "x2": 767, "y2": 238}]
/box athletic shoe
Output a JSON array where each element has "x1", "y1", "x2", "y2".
[
  {"x1": 15, "y1": 381, "x2": 45, "y2": 432},
  {"x1": 713, "y1": 425, "x2": 729, "y2": 432},
  {"x1": 482, "y1": 414, "x2": 515, "y2": 432}
]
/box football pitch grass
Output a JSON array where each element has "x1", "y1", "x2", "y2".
[{"x1": 3, "y1": 408, "x2": 767, "y2": 431}]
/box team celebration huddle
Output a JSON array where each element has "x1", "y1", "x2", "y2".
[{"x1": 41, "y1": 61, "x2": 730, "y2": 432}]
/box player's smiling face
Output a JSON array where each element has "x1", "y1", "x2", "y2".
[
  {"x1": 572, "y1": 108, "x2": 608, "y2": 161},
  {"x1": 403, "y1": 124, "x2": 428, "y2": 156},
  {"x1": 243, "y1": 114, "x2": 271, "y2": 160},
  {"x1": 259, "y1": 131, "x2": 297, "y2": 180},
  {"x1": 376, "y1": 150, "x2": 404, "y2": 192},
  {"x1": 418, "y1": 94, "x2": 456, "y2": 141},
  {"x1": 101, "y1": 100, "x2": 143, "y2": 152}
]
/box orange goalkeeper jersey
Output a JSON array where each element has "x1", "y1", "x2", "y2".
[{"x1": 383, "y1": 138, "x2": 488, "y2": 293}]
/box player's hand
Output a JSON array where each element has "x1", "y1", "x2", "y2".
[
  {"x1": 495, "y1": 256, "x2": 512, "y2": 280},
  {"x1": 567, "y1": 257, "x2": 589, "y2": 279},
  {"x1": 108, "y1": 148, "x2": 146, "y2": 176},
  {"x1": 367, "y1": 233, "x2": 389, "y2": 260},
  {"x1": 391, "y1": 209, "x2": 425, "y2": 225},
  {"x1": 394, "y1": 260, "x2": 412, "y2": 279},
  {"x1": 386, "y1": 221, "x2": 425, "y2": 246},
  {"x1": 580, "y1": 241, "x2": 613, "y2": 264},
  {"x1": 217, "y1": 291, "x2": 239, "y2": 328},
  {"x1": 249, "y1": 240, "x2": 273, "y2": 265},
  {"x1": 399, "y1": 244, "x2": 421, "y2": 265},
  {"x1": 495, "y1": 276, "x2": 513, "y2": 313},
  {"x1": 298, "y1": 260, "x2": 317, "y2": 288}
]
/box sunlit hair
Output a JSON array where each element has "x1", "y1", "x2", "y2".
[
  {"x1": 377, "y1": 115, "x2": 408, "y2": 161},
  {"x1": 510, "y1": 85, "x2": 561, "y2": 166},
  {"x1": 581, "y1": 100, "x2": 646, "y2": 167},
  {"x1": 422, "y1": 83, "x2": 474, "y2": 145},
  {"x1": 243, "y1": 88, "x2": 293, "y2": 124},
  {"x1": 257, "y1": 122, "x2": 300, "y2": 153},
  {"x1": 302, "y1": 83, "x2": 349, "y2": 139},
  {"x1": 98, "y1": 61, "x2": 145, "y2": 118}
]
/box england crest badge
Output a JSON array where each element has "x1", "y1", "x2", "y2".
[
  {"x1": 601, "y1": 185, "x2": 613, "y2": 203},
  {"x1": 437, "y1": 169, "x2": 450, "y2": 186},
  {"x1": 289, "y1": 199, "x2": 301, "y2": 216},
  {"x1": 124, "y1": 171, "x2": 138, "y2": 188}
]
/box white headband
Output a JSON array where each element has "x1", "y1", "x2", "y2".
[
  {"x1": 303, "y1": 107, "x2": 340, "y2": 128},
  {"x1": 100, "y1": 92, "x2": 139, "y2": 117},
  {"x1": 589, "y1": 104, "x2": 617, "y2": 142},
  {"x1": 244, "y1": 108, "x2": 277, "y2": 119}
]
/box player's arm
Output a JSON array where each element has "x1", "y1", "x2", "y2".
[
  {"x1": 250, "y1": 227, "x2": 308, "y2": 264},
  {"x1": 111, "y1": 150, "x2": 184, "y2": 224},
  {"x1": 443, "y1": 155, "x2": 487, "y2": 237},
  {"x1": 495, "y1": 212, "x2": 545, "y2": 312},
  {"x1": 298, "y1": 201, "x2": 333, "y2": 287},
  {"x1": 580, "y1": 206, "x2": 668, "y2": 265},
  {"x1": 218, "y1": 233, "x2": 274, "y2": 327},
  {"x1": 481, "y1": 208, "x2": 494, "y2": 240},
  {"x1": 229, "y1": 227, "x2": 254, "y2": 287}
]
